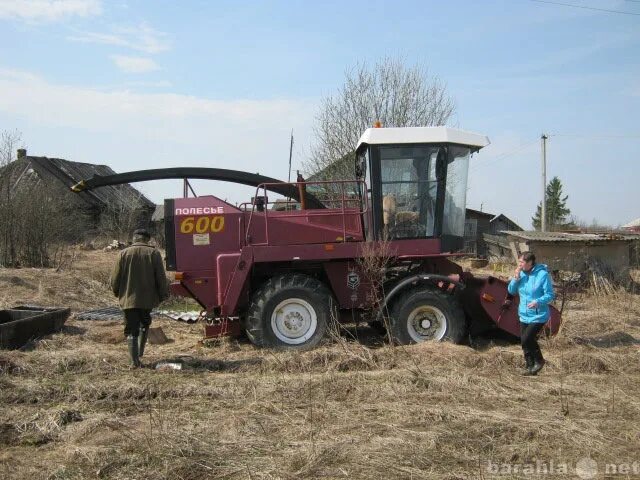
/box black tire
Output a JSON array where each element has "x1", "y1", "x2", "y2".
[
  {"x1": 245, "y1": 274, "x2": 335, "y2": 350},
  {"x1": 388, "y1": 287, "x2": 467, "y2": 345}
]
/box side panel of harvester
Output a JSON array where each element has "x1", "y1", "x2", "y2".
[
  {"x1": 168, "y1": 196, "x2": 244, "y2": 310},
  {"x1": 244, "y1": 210, "x2": 364, "y2": 245},
  {"x1": 167, "y1": 194, "x2": 369, "y2": 315}
]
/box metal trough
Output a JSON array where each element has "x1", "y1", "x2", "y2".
[{"x1": 0, "y1": 306, "x2": 71, "y2": 349}]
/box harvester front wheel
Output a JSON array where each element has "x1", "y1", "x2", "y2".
[
  {"x1": 389, "y1": 287, "x2": 466, "y2": 344},
  {"x1": 245, "y1": 274, "x2": 334, "y2": 350}
]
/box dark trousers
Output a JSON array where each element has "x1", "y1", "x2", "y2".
[
  {"x1": 123, "y1": 309, "x2": 152, "y2": 337},
  {"x1": 520, "y1": 322, "x2": 544, "y2": 360}
]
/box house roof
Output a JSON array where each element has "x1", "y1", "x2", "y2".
[
  {"x1": 356, "y1": 126, "x2": 490, "y2": 152},
  {"x1": 490, "y1": 213, "x2": 523, "y2": 230},
  {"x1": 465, "y1": 209, "x2": 523, "y2": 231},
  {"x1": 152, "y1": 204, "x2": 164, "y2": 222},
  {"x1": 503, "y1": 231, "x2": 640, "y2": 243},
  {"x1": 8, "y1": 156, "x2": 154, "y2": 210},
  {"x1": 465, "y1": 208, "x2": 494, "y2": 219}
]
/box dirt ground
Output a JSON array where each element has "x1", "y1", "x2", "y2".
[{"x1": 1, "y1": 250, "x2": 640, "y2": 479}]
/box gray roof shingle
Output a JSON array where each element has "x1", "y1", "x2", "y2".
[{"x1": 24, "y1": 156, "x2": 154, "y2": 210}]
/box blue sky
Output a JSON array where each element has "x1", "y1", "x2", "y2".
[{"x1": 0, "y1": 0, "x2": 638, "y2": 228}]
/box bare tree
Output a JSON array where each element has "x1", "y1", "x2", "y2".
[
  {"x1": 304, "y1": 58, "x2": 456, "y2": 180},
  {"x1": 13, "y1": 182, "x2": 83, "y2": 267},
  {"x1": 0, "y1": 130, "x2": 91, "y2": 267},
  {"x1": 0, "y1": 178, "x2": 88, "y2": 268},
  {"x1": 357, "y1": 240, "x2": 394, "y2": 342},
  {"x1": 0, "y1": 129, "x2": 24, "y2": 265},
  {"x1": 98, "y1": 188, "x2": 150, "y2": 242},
  {"x1": 0, "y1": 129, "x2": 23, "y2": 166}
]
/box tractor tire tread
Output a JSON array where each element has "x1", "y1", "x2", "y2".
[
  {"x1": 245, "y1": 273, "x2": 335, "y2": 350},
  {"x1": 389, "y1": 286, "x2": 467, "y2": 345}
]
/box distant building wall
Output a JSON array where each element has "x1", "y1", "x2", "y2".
[
  {"x1": 515, "y1": 240, "x2": 630, "y2": 272},
  {"x1": 464, "y1": 210, "x2": 492, "y2": 256},
  {"x1": 484, "y1": 233, "x2": 513, "y2": 261}
]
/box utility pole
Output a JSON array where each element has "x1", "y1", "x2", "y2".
[
  {"x1": 541, "y1": 133, "x2": 548, "y2": 232},
  {"x1": 287, "y1": 130, "x2": 294, "y2": 183}
]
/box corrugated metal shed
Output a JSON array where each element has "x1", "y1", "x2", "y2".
[
  {"x1": 502, "y1": 230, "x2": 640, "y2": 271},
  {"x1": 502, "y1": 231, "x2": 640, "y2": 242}
]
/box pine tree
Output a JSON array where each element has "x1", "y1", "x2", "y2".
[{"x1": 532, "y1": 176, "x2": 572, "y2": 231}]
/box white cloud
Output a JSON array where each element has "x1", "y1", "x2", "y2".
[
  {"x1": 0, "y1": 68, "x2": 317, "y2": 204},
  {"x1": 0, "y1": 68, "x2": 310, "y2": 128},
  {"x1": 110, "y1": 55, "x2": 159, "y2": 74},
  {"x1": 123, "y1": 80, "x2": 172, "y2": 88},
  {"x1": 0, "y1": 0, "x2": 101, "y2": 22},
  {"x1": 68, "y1": 21, "x2": 169, "y2": 54}
]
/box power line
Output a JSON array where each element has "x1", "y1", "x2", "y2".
[
  {"x1": 529, "y1": 0, "x2": 640, "y2": 16},
  {"x1": 466, "y1": 139, "x2": 539, "y2": 195},
  {"x1": 469, "y1": 139, "x2": 539, "y2": 174},
  {"x1": 469, "y1": 133, "x2": 639, "y2": 180}
]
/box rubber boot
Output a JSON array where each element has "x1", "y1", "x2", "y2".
[
  {"x1": 127, "y1": 335, "x2": 141, "y2": 368},
  {"x1": 138, "y1": 327, "x2": 149, "y2": 358},
  {"x1": 522, "y1": 352, "x2": 535, "y2": 376},
  {"x1": 530, "y1": 349, "x2": 545, "y2": 375}
]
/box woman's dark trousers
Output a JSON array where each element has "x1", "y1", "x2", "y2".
[{"x1": 520, "y1": 322, "x2": 545, "y2": 373}]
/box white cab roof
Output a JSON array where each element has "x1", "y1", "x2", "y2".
[
  {"x1": 623, "y1": 218, "x2": 640, "y2": 228},
  {"x1": 356, "y1": 126, "x2": 490, "y2": 151}
]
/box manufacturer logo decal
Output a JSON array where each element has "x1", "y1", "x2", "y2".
[
  {"x1": 193, "y1": 233, "x2": 210, "y2": 246},
  {"x1": 347, "y1": 271, "x2": 360, "y2": 290}
]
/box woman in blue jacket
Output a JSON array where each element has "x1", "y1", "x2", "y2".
[{"x1": 507, "y1": 251, "x2": 555, "y2": 375}]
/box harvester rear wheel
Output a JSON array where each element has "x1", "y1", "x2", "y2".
[
  {"x1": 389, "y1": 287, "x2": 466, "y2": 345},
  {"x1": 245, "y1": 274, "x2": 335, "y2": 350}
]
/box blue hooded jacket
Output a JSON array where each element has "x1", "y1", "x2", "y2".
[{"x1": 507, "y1": 263, "x2": 555, "y2": 324}]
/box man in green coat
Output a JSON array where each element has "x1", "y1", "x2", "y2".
[{"x1": 110, "y1": 228, "x2": 169, "y2": 367}]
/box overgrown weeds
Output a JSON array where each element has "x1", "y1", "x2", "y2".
[{"x1": 1, "y1": 252, "x2": 639, "y2": 478}]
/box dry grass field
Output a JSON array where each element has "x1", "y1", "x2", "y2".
[{"x1": 1, "y1": 250, "x2": 639, "y2": 479}]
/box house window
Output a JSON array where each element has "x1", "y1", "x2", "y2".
[{"x1": 464, "y1": 218, "x2": 477, "y2": 238}]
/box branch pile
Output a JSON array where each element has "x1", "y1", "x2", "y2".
[{"x1": 586, "y1": 257, "x2": 626, "y2": 295}]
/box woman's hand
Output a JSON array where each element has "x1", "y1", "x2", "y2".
[
  {"x1": 513, "y1": 265, "x2": 522, "y2": 280},
  {"x1": 527, "y1": 300, "x2": 538, "y2": 309}
]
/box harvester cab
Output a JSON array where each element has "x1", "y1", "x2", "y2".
[
  {"x1": 71, "y1": 126, "x2": 561, "y2": 350},
  {"x1": 353, "y1": 126, "x2": 489, "y2": 250}
]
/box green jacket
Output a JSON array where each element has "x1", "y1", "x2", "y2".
[{"x1": 110, "y1": 242, "x2": 169, "y2": 310}]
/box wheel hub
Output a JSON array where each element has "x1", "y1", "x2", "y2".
[
  {"x1": 271, "y1": 298, "x2": 318, "y2": 345},
  {"x1": 407, "y1": 305, "x2": 447, "y2": 342},
  {"x1": 284, "y1": 311, "x2": 305, "y2": 332}
]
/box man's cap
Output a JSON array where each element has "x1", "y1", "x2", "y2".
[{"x1": 133, "y1": 228, "x2": 151, "y2": 237}]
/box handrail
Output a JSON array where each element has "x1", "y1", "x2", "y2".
[{"x1": 244, "y1": 179, "x2": 368, "y2": 246}]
